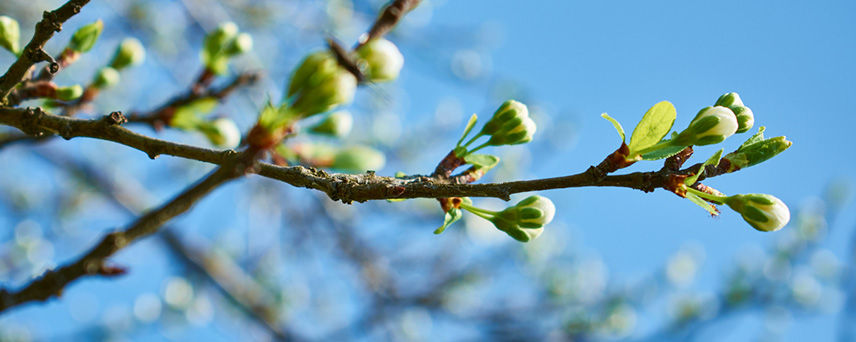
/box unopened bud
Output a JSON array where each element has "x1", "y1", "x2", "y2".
[
  {"x1": 310, "y1": 111, "x2": 353, "y2": 137},
  {"x1": 731, "y1": 106, "x2": 754, "y2": 133},
  {"x1": 355, "y1": 38, "x2": 404, "y2": 82},
  {"x1": 202, "y1": 118, "x2": 242, "y2": 148},
  {"x1": 478, "y1": 100, "x2": 536, "y2": 146},
  {"x1": 332, "y1": 145, "x2": 386, "y2": 173},
  {"x1": 286, "y1": 51, "x2": 357, "y2": 117},
  {"x1": 0, "y1": 16, "x2": 20, "y2": 55},
  {"x1": 722, "y1": 136, "x2": 791, "y2": 172},
  {"x1": 225, "y1": 33, "x2": 253, "y2": 56},
  {"x1": 109, "y1": 38, "x2": 145, "y2": 70},
  {"x1": 725, "y1": 194, "x2": 790, "y2": 232},
  {"x1": 678, "y1": 106, "x2": 738, "y2": 146},
  {"x1": 714, "y1": 92, "x2": 744, "y2": 108},
  {"x1": 68, "y1": 20, "x2": 103, "y2": 53},
  {"x1": 93, "y1": 67, "x2": 120, "y2": 89},
  {"x1": 203, "y1": 22, "x2": 238, "y2": 57},
  {"x1": 56, "y1": 85, "x2": 83, "y2": 101},
  {"x1": 490, "y1": 195, "x2": 555, "y2": 242}
]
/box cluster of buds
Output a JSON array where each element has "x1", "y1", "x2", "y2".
[
  {"x1": 671, "y1": 92, "x2": 755, "y2": 147},
  {"x1": 286, "y1": 51, "x2": 358, "y2": 118},
  {"x1": 201, "y1": 22, "x2": 253, "y2": 75},
  {"x1": 456, "y1": 100, "x2": 537, "y2": 157},
  {"x1": 354, "y1": 38, "x2": 404, "y2": 83},
  {"x1": 0, "y1": 15, "x2": 20, "y2": 55},
  {"x1": 714, "y1": 92, "x2": 754, "y2": 133},
  {"x1": 459, "y1": 195, "x2": 556, "y2": 242}
]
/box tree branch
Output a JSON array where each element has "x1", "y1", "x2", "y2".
[
  {"x1": 0, "y1": 106, "x2": 732, "y2": 204},
  {"x1": 0, "y1": 0, "x2": 92, "y2": 103}
]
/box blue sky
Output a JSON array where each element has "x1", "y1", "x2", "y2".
[{"x1": 1, "y1": 0, "x2": 855, "y2": 340}]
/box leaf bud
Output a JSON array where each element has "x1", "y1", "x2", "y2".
[
  {"x1": 0, "y1": 16, "x2": 20, "y2": 55},
  {"x1": 93, "y1": 67, "x2": 120, "y2": 89},
  {"x1": 109, "y1": 38, "x2": 145, "y2": 70},
  {"x1": 55, "y1": 85, "x2": 83, "y2": 101},
  {"x1": 68, "y1": 20, "x2": 103, "y2": 53},
  {"x1": 722, "y1": 136, "x2": 791, "y2": 172}
]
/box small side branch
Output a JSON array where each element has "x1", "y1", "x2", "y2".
[{"x1": 0, "y1": 0, "x2": 92, "y2": 103}]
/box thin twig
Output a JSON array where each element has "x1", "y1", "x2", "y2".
[{"x1": 0, "y1": 0, "x2": 92, "y2": 103}]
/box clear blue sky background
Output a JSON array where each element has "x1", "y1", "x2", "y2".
[{"x1": 1, "y1": 0, "x2": 854, "y2": 341}]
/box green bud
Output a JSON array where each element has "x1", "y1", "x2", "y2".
[
  {"x1": 201, "y1": 22, "x2": 239, "y2": 75},
  {"x1": 332, "y1": 145, "x2": 386, "y2": 173},
  {"x1": 93, "y1": 67, "x2": 120, "y2": 89},
  {"x1": 224, "y1": 33, "x2": 253, "y2": 56},
  {"x1": 490, "y1": 195, "x2": 555, "y2": 242},
  {"x1": 55, "y1": 85, "x2": 83, "y2": 101},
  {"x1": 714, "y1": 92, "x2": 744, "y2": 108},
  {"x1": 286, "y1": 51, "x2": 357, "y2": 117},
  {"x1": 714, "y1": 92, "x2": 754, "y2": 133},
  {"x1": 677, "y1": 106, "x2": 738, "y2": 146},
  {"x1": 204, "y1": 22, "x2": 238, "y2": 57},
  {"x1": 109, "y1": 38, "x2": 145, "y2": 70},
  {"x1": 0, "y1": 16, "x2": 20, "y2": 55},
  {"x1": 475, "y1": 100, "x2": 536, "y2": 147},
  {"x1": 355, "y1": 38, "x2": 404, "y2": 82},
  {"x1": 309, "y1": 111, "x2": 353, "y2": 137},
  {"x1": 722, "y1": 136, "x2": 791, "y2": 172},
  {"x1": 201, "y1": 118, "x2": 242, "y2": 148},
  {"x1": 731, "y1": 106, "x2": 754, "y2": 133},
  {"x1": 68, "y1": 20, "x2": 103, "y2": 53},
  {"x1": 725, "y1": 194, "x2": 790, "y2": 232}
]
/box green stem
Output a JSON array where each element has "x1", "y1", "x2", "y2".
[
  {"x1": 460, "y1": 203, "x2": 498, "y2": 220},
  {"x1": 462, "y1": 133, "x2": 484, "y2": 148},
  {"x1": 685, "y1": 187, "x2": 728, "y2": 204},
  {"x1": 467, "y1": 141, "x2": 491, "y2": 155}
]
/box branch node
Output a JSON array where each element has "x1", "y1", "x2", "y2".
[{"x1": 103, "y1": 111, "x2": 127, "y2": 125}]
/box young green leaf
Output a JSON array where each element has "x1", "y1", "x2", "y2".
[
  {"x1": 434, "y1": 208, "x2": 463, "y2": 234},
  {"x1": 737, "y1": 126, "x2": 766, "y2": 151},
  {"x1": 456, "y1": 113, "x2": 479, "y2": 147},
  {"x1": 464, "y1": 154, "x2": 500, "y2": 169},
  {"x1": 686, "y1": 192, "x2": 719, "y2": 215},
  {"x1": 628, "y1": 101, "x2": 676, "y2": 153},
  {"x1": 639, "y1": 144, "x2": 685, "y2": 160},
  {"x1": 601, "y1": 113, "x2": 625, "y2": 142},
  {"x1": 685, "y1": 149, "x2": 723, "y2": 186}
]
